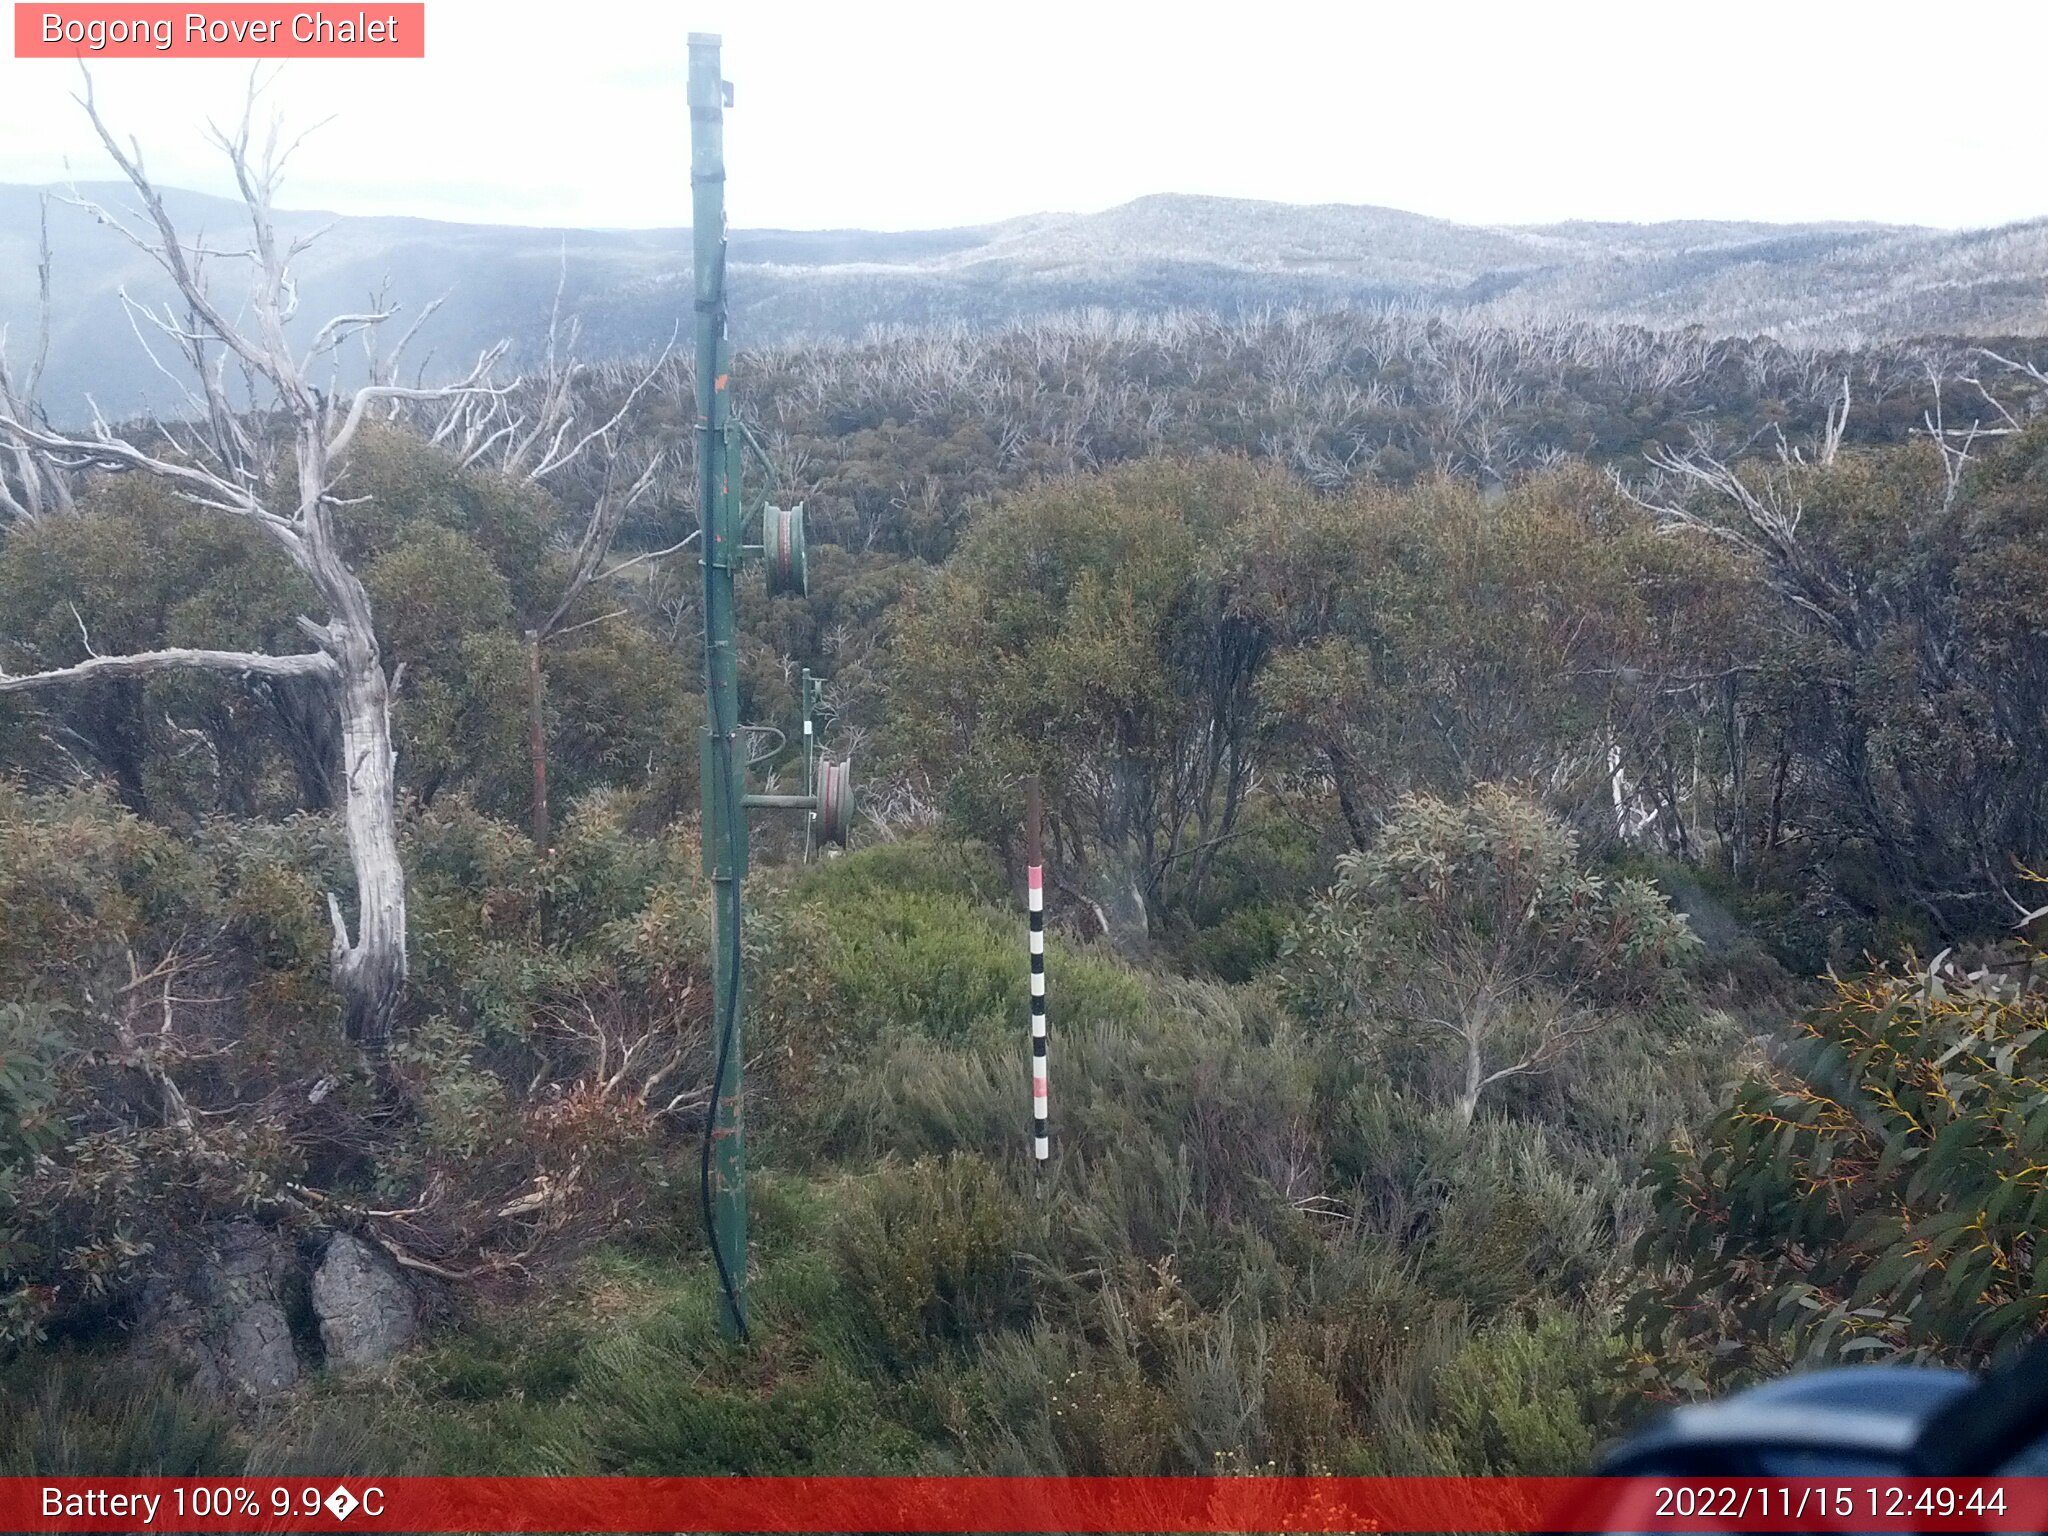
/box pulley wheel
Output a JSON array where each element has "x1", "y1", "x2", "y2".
[
  {"x1": 816, "y1": 755, "x2": 854, "y2": 847},
  {"x1": 763, "y1": 502, "x2": 808, "y2": 598}
]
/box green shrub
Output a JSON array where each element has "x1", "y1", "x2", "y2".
[
  {"x1": 0, "y1": 1001, "x2": 67, "y2": 1309},
  {"x1": 1283, "y1": 786, "x2": 1697, "y2": 1124},
  {"x1": 0, "y1": 1352, "x2": 238, "y2": 1475},
  {"x1": 1633, "y1": 939, "x2": 2048, "y2": 1387},
  {"x1": 1421, "y1": 1306, "x2": 1626, "y2": 1474},
  {"x1": 1259, "y1": 1332, "x2": 1347, "y2": 1471},
  {"x1": 1048, "y1": 1349, "x2": 1181, "y2": 1473},
  {"x1": 0, "y1": 1002, "x2": 63, "y2": 1170},
  {"x1": 815, "y1": 887, "x2": 1022, "y2": 1043},
  {"x1": 1324, "y1": 1085, "x2": 1614, "y2": 1314},
  {"x1": 512, "y1": 1258, "x2": 931, "y2": 1475},
  {"x1": 1175, "y1": 902, "x2": 1295, "y2": 983},
  {"x1": 751, "y1": 846, "x2": 1149, "y2": 1123},
  {"x1": 426, "y1": 1313, "x2": 588, "y2": 1406},
  {"x1": 833, "y1": 1155, "x2": 1032, "y2": 1370},
  {"x1": 0, "y1": 784, "x2": 218, "y2": 999},
  {"x1": 796, "y1": 838, "x2": 1010, "y2": 910}
]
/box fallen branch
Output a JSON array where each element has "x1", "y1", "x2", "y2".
[{"x1": 0, "y1": 646, "x2": 337, "y2": 693}]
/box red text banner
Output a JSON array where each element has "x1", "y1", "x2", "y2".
[
  {"x1": 2, "y1": 1476, "x2": 2047, "y2": 1533},
  {"x1": 14, "y1": 5, "x2": 424, "y2": 58}
]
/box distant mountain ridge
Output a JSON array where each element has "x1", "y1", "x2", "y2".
[{"x1": 4, "y1": 183, "x2": 2045, "y2": 420}]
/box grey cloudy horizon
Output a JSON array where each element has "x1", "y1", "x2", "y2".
[{"x1": 0, "y1": 0, "x2": 2040, "y2": 235}]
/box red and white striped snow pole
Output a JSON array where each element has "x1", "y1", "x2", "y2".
[{"x1": 1026, "y1": 775, "x2": 1049, "y2": 1169}]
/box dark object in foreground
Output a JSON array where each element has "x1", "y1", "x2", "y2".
[{"x1": 1578, "y1": 1345, "x2": 2048, "y2": 1530}]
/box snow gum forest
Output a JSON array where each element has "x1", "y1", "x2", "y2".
[{"x1": 2, "y1": 100, "x2": 2048, "y2": 1477}]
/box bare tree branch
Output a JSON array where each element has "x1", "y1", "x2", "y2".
[
  {"x1": 0, "y1": 71, "x2": 513, "y2": 1051},
  {"x1": 0, "y1": 647, "x2": 337, "y2": 693},
  {"x1": 537, "y1": 450, "x2": 666, "y2": 639},
  {"x1": 0, "y1": 195, "x2": 75, "y2": 523},
  {"x1": 325, "y1": 346, "x2": 509, "y2": 460}
]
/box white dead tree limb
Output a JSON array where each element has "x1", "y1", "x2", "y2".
[
  {"x1": 1820, "y1": 373, "x2": 1850, "y2": 466},
  {"x1": 0, "y1": 76, "x2": 508, "y2": 1051},
  {"x1": 1917, "y1": 365, "x2": 1982, "y2": 513},
  {"x1": 0, "y1": 647, "x2": 337, "y2": 692},
  {"x1": 411, "y1": 252, "x2": 678, "y2": 485},
  {"x1": 0, "y1": 196, "x2": 77, "y2": 524},
  {"x1": 1615, "y1": 439, "x2": 1867, "y2": 654},
  {"x1": 1975, "y1": 344, "x2": 2048, "y2": 394},
  {"x1": 534, "y1": 447, "x2": 672, "y2": 639},
  {"x1": 1759, "y1": 367, "x2": 1849, "y2": 472}
]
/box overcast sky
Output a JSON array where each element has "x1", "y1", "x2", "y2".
[{"x1": 1, "y1": 0, "x2": 2041, "y2": 233}]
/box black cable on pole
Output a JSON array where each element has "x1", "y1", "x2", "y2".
[
  {"x1": 699, "y1": 858, "x2": 748, "y2": 1341},
  {"x1": 698, "y1": 565, "x2": 748, "y2": 1340}
]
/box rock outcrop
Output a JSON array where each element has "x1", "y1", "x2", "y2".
[
  {"x1": 310, "y1": 1231, "x2": 417, "y2": 1369},
  {"x1": 135, "y1": 1220, "x2": 300, "y2": 1400}
]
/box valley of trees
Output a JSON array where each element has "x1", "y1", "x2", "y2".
[{"x1": 3, "y1": 121, "x2": 2048, "y2": 1477}]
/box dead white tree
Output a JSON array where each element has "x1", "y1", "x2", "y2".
[
  {"x1": 1615, "y1": 439, "x2": 1868, "y2": 655},
  {"x1": 0, "y1": 78, "x2": 507, "y2": 1051},
  {"x1": 0, "y1": 196, "x2": 76, "y2": 524}
]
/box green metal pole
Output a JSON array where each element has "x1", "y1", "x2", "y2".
[
  {"x1": 689, "y1": 30, "x2": 748, "y2": 1341},
  {"x1": 801, "y1": 668, "x2": 817, "y2": 863}
]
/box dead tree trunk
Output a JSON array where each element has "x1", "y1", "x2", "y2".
[
  {"x1": 324, "y1": 601, "x2": 407, "y2": 1044},
  {"x1": 0, "y1": 78, "x2": 506, "y2": 1051}
]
